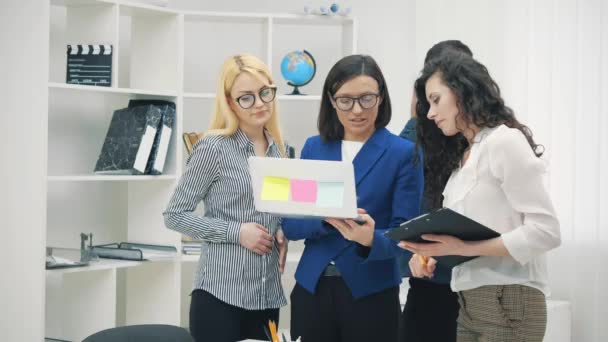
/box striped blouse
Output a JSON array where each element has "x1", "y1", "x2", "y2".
[{"x1": 163, "y1": 129, "x2": 287, "y2": 310}]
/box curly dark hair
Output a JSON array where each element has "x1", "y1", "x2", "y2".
[{"x1": 414, "y1": 51, "x2": 543, "y2": 208}]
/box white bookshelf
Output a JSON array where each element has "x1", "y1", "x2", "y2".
[{"x1": 46, "y1": 0, "x2": 356, "y2": 340}]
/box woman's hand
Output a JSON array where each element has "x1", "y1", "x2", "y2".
[
  {"x1": 275, "y1": 229, "x2": 288, "y2": 273},
  {"x1": 239, "y1": 223, "x2": 273, "y2": 255},
  {"x1": 398, "y1": 234, "x2": 469, "y2": 257},
  {"x1": 408, "y1": 254, "x2": 437, "y2": 278},
  {"x1": 325, "y1": 209, "x2": 375, "y2": 247}
]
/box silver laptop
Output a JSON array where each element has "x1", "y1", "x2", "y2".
[{"x1": 248, "y1": 156, "x2": 358, "y2": 219}]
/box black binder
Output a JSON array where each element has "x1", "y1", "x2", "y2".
[
  {"x1": 127, "y1": 100, "x2": 176, "y2": 175},
  {"x1": 385, "y1": 208, "x2": 501, "y2": 268},
  {"x1": 94, "y1": 105, "x2": 162, "y2": 175}
]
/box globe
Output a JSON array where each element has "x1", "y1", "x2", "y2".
[{"x1": 280, "y1": 50, "x2": 317, "y2": 95}]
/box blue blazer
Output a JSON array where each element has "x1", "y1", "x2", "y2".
[{"x1": 283, "y1": 128, "x2": 424, "y2": 298}]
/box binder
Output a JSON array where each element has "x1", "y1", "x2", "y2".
[
  {"x1": 384, "y1": 207, "x2": 501, "y2": 268},
  {"x1": 94, "y1": 105, "x2": 162, "y2": 175},
  {"x1": 148, "y1": 105, "x2": 175, "y2": 174},
  {"x1": 92, "y1": 242, "x2": 177, "y2": 261},
  {"x1": 127, "y1": 100, "x2": 176, "y2": 175}
]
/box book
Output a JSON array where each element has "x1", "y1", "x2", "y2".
[
  {"x1": 94, "y1": 105, "x2": 162, "y2": 175},
  {"x1": 66, "y1": 44, "x2": 112, "y2": 87},
  {"x1": 384, "y1": 207, "x2": 501, "y2": 268}
]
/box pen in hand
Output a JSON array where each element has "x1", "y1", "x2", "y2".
[{"x1": 419, "y1": 254, "x2": 428, "y2": 266}]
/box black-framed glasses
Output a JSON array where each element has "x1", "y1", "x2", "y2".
[
  {"x1": 234, "y1": 87, "x2": 277, "y2": 109},
  {"x1": 332, "y1": 93, "x2": 380, "y2": 111}
]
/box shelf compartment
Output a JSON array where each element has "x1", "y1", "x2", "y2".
[
  {"x1": 49, "y1": 0, "x2": 118, "y2": 85},
  {"x1": 46, "y1": 269, "x2": 118, "y2": 341},
  {"x1": 183, "y1": 14, "x2": 268, "y2": 94},
  {"x1": 118, "y1": 4, "x2": 179, "y2": 92},
  {"x1": 48, "y1": 89, "x2": 178, "y2": 177}
]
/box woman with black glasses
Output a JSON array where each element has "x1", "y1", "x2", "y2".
[
  {"x1": 283, "y1": 54, "x2": 424, "y2": 342},
  {"x1": 164, "y1": 54, "x2": 288, "y2": 342}
]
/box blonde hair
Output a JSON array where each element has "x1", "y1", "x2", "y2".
[{"x1": 204, "y1": 53, "x2": 285, "y2": 157}]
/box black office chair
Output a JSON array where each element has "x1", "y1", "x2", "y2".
[{"x1": 82, "y1": 324, "x2": 194, "y2": 342}]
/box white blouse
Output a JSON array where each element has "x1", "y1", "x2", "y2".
[
  {"x1": 342, "y1": 140, "x2": 364, "y2": 163},
  {"x1": 444, "y1": 125, "x2": 561, "y2": 295}
]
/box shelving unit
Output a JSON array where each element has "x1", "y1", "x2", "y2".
[{"x1": 46, "y1": 0, "x2": 356, "y2": 340}]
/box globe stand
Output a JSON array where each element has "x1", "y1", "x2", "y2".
[
  {"x1": 288, "y1": 82, "x2": 304, "y2": 95},
  {"x1": 282, "y1": 50, "x2": 317, "y2": 96}
]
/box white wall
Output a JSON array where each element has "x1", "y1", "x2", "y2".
[
  {"x1": 170, "y1": 0, "x2": 417, "y2": 134},
  {"x1": 0, "y1": 0, "x2": 48, "y2": 341},
  {"x1": 416, "y1": 1, "x2": 608, "y2": 341}
]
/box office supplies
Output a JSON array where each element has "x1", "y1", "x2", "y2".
[
  {"x1": 262, "y1": 325, "x2": 272, "y2": 342},
  {"x1": 94, "y1": 105, "x2": 162, "y2": 175},
  {"x1": 182, "y1": 241, "x2": 202, "y2": 255},
  {"x1": 46, "y1": 247, "x2": 89, "y2": 269},
  {"x1": 92, "y1": 242, "x2": 177, "y2": 261},
  {"x1": 419, "y1": 255, "x2": 428, "y2": 266},
  {"x1": 385, "y1": 207, "x2": 501, "y2": 268},
  {"x1": 248, "y1": 156, "x2": 358, "y2": 219},
  {"x1": 268, "y1": 320, "x2": 279, "y2": 342},
  {"x1": 66, "y1": 44, "x2": 112, "y2": 86}
]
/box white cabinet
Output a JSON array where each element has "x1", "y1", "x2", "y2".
[{"x1": 46, "y1": 0, "x2": 356, "y2": 340}]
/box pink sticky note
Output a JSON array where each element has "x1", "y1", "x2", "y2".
[{"x1": 290, "y1": 179, "x2": 318, "y2": 203}]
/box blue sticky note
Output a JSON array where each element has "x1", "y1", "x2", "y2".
[{"x1": 316, "y1": 181, "x2": 344, "y2": 208}]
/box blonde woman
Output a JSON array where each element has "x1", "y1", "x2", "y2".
[{"x1": 164, "y1": 54, "x2": 288, "y2": 342}]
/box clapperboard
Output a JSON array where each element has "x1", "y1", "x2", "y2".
[{"x1": 66, "y1": 44, "x2": 112, "y2": 87}]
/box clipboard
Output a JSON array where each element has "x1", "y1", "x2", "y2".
[{"x1": 384, "y1": 208, "x2": 501, "y2": 268}]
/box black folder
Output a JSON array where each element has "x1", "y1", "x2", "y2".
[
  {"x1": 127, "y1": 100, "x2": 176, "y2": 175},
  {"x1": 385, "y1": 208, "x2": 501, "y2": 268},
  {"x1": 94, "y1": 105, "x2": 162, "y2": 175}
]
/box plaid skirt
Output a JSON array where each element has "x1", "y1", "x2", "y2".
[{"x1": 457, "y1": 284, "x2": 547, "y2": 342}]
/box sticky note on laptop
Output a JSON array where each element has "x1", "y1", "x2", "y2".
[
  {"x1": 316, "y1": 181, "x2": 344, "y2": 208},
  {"x1": 261, "y1": 176, "x2": 290, "y2": 201},
  {"x1": 290, "y1": 179, "x2": 317, "y2": 203}
]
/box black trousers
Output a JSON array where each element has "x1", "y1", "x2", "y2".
[
  {"x1": 400, "y1": 278, "x2": 460, "y2": 342},
  {"x1": 290, "y1": 276, "x2": 400, "y2": 342},
  {"x1": 189, "y1": 289, "x2": 279, "y2": 342}
]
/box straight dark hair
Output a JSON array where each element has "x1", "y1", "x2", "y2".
[{"x1": 318, "y1": 55, "x2": 392, "y2": 141}]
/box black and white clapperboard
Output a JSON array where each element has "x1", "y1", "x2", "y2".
[{"x1": 66, "y1": 44, "x2": 112, "y2": 87}]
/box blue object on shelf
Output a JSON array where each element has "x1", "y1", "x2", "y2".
[{"x1": 280, "y1": 50, "x2": 317, "y2": 95}]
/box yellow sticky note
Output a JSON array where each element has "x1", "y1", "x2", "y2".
[{"x1": 261, "y1": 176, "x2": 290, "y2": 201}]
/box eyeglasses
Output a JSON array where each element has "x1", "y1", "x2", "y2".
[
  {"x1": 234, "y1": 87, "x2": 277, "y2": 109},
  {"x1": 332, "y1": 93, "x2": 380, "y2": 111}
]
